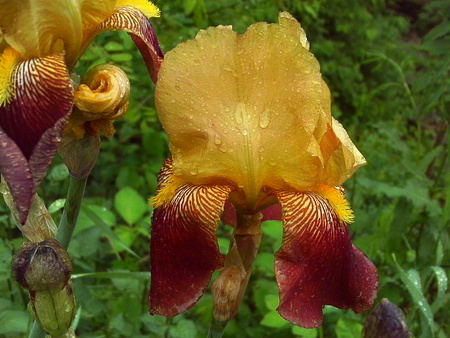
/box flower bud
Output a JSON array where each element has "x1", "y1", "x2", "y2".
[
  {"x1": 58, "y1": 133, "x2": 100, "y2": 179},
  {"x1": 30, "y1": 283, "x2": 76, "y2": 337},
  {"x1": 12, "y1": 239, "x2": 72, "y2": 291},
  {"x1": 212, "y1": 265, "x2": 243, "y2": 322},
  {"x1": 65, "y1": 63, "x2": 130, "y2": 139},
  {"x1": 363, "y1": 298, "x2": 410, "y2": 338},
  {"x1": 12, "y1": 239, "x2": 75, "y2": 336}
]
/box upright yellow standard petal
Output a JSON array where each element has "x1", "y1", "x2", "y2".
[
  {"x1": 156, "y1": 13, "x2": 364, "y2": 209},
  {"x1": 0, "y1": 0, "x2": 83, "y2": 59}
]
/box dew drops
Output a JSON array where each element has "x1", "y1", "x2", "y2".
[
  {"x1": 242, "y1": 128, "x2": 248, "y2": 136},
  {"x1": 214, "y1": 134, "x2": 222, "y2": 145},
  {"x1": 189, "y1": 165, "x2": 198, "y2": 175},
  {"x1": 234, "y1": 103, "x2": 244, "y2": 124},
  {"x1": 219, "y1": 143, "x2": 228, "y2": 153},
  {"x1": 259, "y1": 109, "x2": 270, "y2": 128},
  {"x1": 193, "y1": 59, "x2": 200, "y2": 65}
]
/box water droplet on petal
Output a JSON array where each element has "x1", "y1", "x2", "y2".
[
  {"x1": 190, "y1": 166, "x2": 198, "y2": 175},
  {"x1": 234, "y1": 103, "x2": 244, "y2": 124},
  {"x1": 214, "y1": 134, "x2": 222, "y2": 145},
  {"x1": 219, "y1": 143, "x2": 228, "y2": 153},
  {"x1": 259, "y1": 109, "x2": 270, "y2": 128}
]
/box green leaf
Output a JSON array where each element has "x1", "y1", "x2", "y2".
[
  {"x1": 428, "y1": 266, "x2": 448, "y2": 313},
  {"x1": 110, "y1": 52, "x2": 133, "y2": 62},
  {"x1": 183, "y1": 0, "x2": 197, "y2": 15},
  {"x1": 254, "y1": 252, "x2": 275, "y2": 277},
  {"x1": 83, "y1": 205, "x2": 139, "y2": 257},
  {"x1": 48, "y1": 163, "x2": 69, "y2": 181},
  {"x1": 292, "y1": 325, "x2": 318, "y2": 337},
  {"x1": 335, "y1": 317, "x2": 363, "y2": 338},
  {"x1": 104, "y1": 41, "x2": 124, "y2": 52},
  {"x1": 114, "y1": 187, "x2": 148, "y2": 225},
  {"x1": 260, "y1": 311, "x2": 289, "y2": 328},
  {"x1": 74, "y1": 204, "x2": 116, "y2": 234},
  {"x1": 48, "y1": 198, "x2": 66, "y2": 214},
  {"x1": 393, "y1": 255, "x2": 434, "y2": 337},
  {"x1": 114, "y1": 226, "x2": 138, "y2": 252},
  {"x1": 264, "y1": 294, "x2": 279, "y2": 310},
  {"x1": 169, "y1": 318, "x2": 197, "y2": 338},
  {"x1": 0, "y1": 310, "x2": 30, "y2": 334}
]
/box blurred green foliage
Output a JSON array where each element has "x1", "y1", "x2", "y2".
[{"x1": 1, "y1": 0, "x2": 449, "y2": 337}]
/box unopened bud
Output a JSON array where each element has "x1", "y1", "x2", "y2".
[
  {"x1": 212, "y1": 265, "x2": 243, "y2": 322},
  {"x1": 58, "y1": 134, "x2": 100, "y2": 179},
  {"x1": 12, "y1": 239, "x2": 72, "y2": 291},
  {"x1": 12, "y1": 239, "x2": 75, "y2": 336},
  {"x1": 363, "y1": 298, "x2": 410, "y2": 338},
  {"x1": 30, "y1": 283, "x2": 76, "y2": 337}
]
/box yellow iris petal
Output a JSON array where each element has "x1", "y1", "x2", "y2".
[
  {"x1": 0, "y1": 0, "x2": 82, "y2": 59},
  {"x1": 0, "y1": 47, "x2": 20, "y2": 106},
  {"x1": 156, "y1": 12, "x2": 364, "y2": 209}
]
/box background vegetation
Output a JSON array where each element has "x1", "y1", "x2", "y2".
[{"x1": 1, "y1": 0, "x2": 449, "y2": 337}]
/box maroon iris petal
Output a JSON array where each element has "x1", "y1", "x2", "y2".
[
  {"x1": 275, "y1": 191, "x2": 378, "y2": 328},
  {"x1": 149, "y1": 159, "x2": 233, "y2": 317},
  {"x1": 97, "y1": 7, "x2": 164, "y2": 83},
  {"x1": 0, "y1": 53, "x2": 73, "y2": 223}
]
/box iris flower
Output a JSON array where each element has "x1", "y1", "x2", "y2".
[
  {"x1": 0, "y1": 0, "x2": 163, "y2": 224},
  {"x1": 150, "y1": 13, "x2": 377, "y2": 328}
]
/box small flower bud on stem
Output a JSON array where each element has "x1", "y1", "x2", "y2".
[{"x1": 12, "y1": 239, "x2": 75, "y2": 337}]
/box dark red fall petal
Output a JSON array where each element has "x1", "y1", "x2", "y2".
[
  {"x1": 97, "y1": 7, "x2": 164, "y2": 83},
  {"x1": 150, "y1": 163, "x2": 233, "y2": 317},
  {"x1": 0, "y1": 53, "x2": 73, "y2": 224},
  {"x1": 0, "y1": 53, "x2": 73, "y2": 160},
  {"x1": 275, "y1": 191, "x2": 378, "y2": 328},
  {"x1": 0, "y1": 130, "x2": 33, "y2": 223}
]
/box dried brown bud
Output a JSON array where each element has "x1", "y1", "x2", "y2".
[
  {"x1": 363, "y1": 298, "x2": 410, "y2": 338},
  {"x1": 12, "y1": 239, "x2": 72, "y2": 291},
  {"x1": 212, "y1": 265, "x2": 243, "y2": 322}
]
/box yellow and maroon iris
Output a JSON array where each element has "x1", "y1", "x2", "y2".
[
  {"x1": 0, "y1": 0, "x2": 162, "y2": 224},
  {"x1": 150, "y1": 12, "x2": 377, "y2": 328}
]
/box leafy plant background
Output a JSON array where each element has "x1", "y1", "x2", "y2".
[{"x1": 0, "y1": 0, "x2": 449, "y2": 337}]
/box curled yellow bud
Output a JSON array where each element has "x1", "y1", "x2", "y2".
[{"x1": 65, "y1": 63, "x2": 130, "y2": 139}]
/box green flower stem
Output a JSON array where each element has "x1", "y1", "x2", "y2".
[
  {"x1": 56, "y1": 175, "x2": 88, "y2": 248},
  {"x1": 208, "y1": 212, "x2": 263, "y2": 338},
  {"x1": 28, "y1": 175, "x2": 87, "y2": 338}
]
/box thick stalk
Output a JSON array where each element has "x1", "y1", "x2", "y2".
[
  {"x1": 28, "y1": 175, "x2": 87, "y2": 338},
  {"x1": 208, "y1": 212, "x2": 263, "y2": 337},
  {"x1": 56, "y1": 176, "x2": 88, "y2": 249}
]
